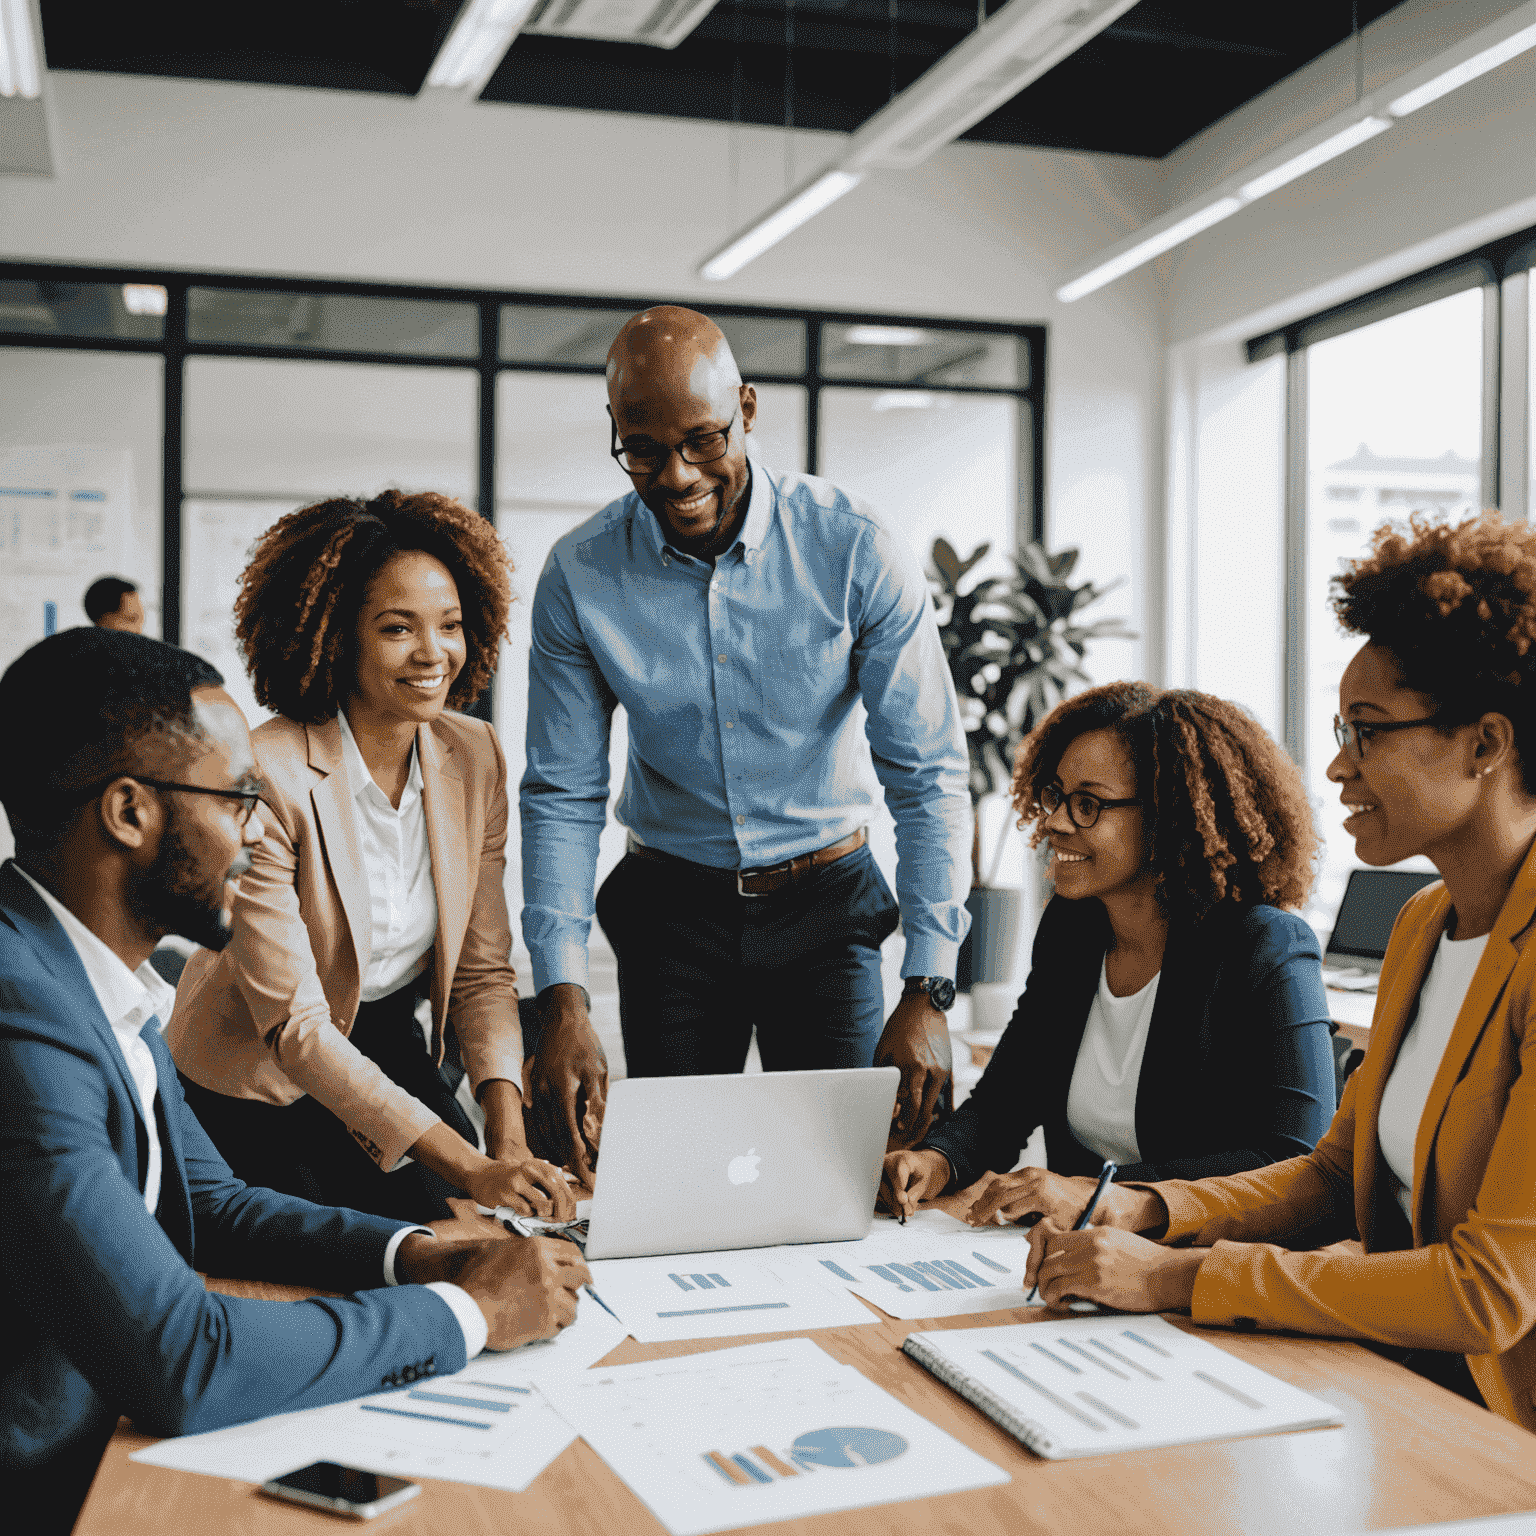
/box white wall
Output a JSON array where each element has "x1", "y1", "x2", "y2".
[
  {"x1": 0, "y1": 70, "x2": 1164, "y2": 690},
  {"x1": 1162, "y1": 0, "x2": 1536, "y2": 347}
]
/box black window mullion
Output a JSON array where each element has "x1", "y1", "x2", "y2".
[{"x1": 162, "y1": 283, "x2": 187, "y2": 648}]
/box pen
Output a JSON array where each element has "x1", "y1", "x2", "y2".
[{"x1": 1026, "y1": 1160, "x2": 1117, "y2": 1305}]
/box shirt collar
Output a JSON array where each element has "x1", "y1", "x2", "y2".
[
  {"x1": 13, "y1": 864, "x2": 176, "y2": 1030},
  {"x1": 635, "y1": 456, "x2": 772, "y2": 566},
  {"x1": 338, "y1": 709, "x2": 422, "y2": 813}
]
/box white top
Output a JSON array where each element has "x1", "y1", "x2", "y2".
[
  {"x1": 13, "y1": 864, "x2": 487, "y2": 1358},
  {"x1": 15, "y1": 864, "x2": 173, "y2": 1214},
  {"x1": 338, "y1": 710, "x2": 439, "y2": 1004},
  {"x1": 1378, "y1": 927, "x2": 1489, "y2": 1222},
  {"x1": 1064, "y1": 961, "x2": 1162, "y2": 1168}
]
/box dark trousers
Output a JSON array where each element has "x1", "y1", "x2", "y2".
[
  {"x1": 177, "y1": 981, "x2": 480, "y2": 1224},
  {"x1": 595, "y1": 843, "x2": 900, "y2": 1077}
]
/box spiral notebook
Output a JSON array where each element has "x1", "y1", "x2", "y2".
[{"x1": 902, "y1": 1314, "x2": 1343, "y2": 1459}]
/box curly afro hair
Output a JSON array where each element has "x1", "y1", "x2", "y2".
[
  {"x1": 1011, "y1": 681, "x2": 1319, "y2": 927},
  {"x1": 234, "y1": 490, "x2": 513, "y2": 724},
  {"x1": 1332, "y1": 509, "x2": 1536, "y2": 793}
]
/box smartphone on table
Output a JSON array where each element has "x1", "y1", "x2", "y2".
[{"x1": 261, "y1": 1461, "x2": 420, "y2": 1519}]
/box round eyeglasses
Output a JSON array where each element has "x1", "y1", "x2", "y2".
[
  {"x1": 1039, "y1": 781, "x2": 1141, "y2": 830},
  {"x1": 609, "y1": 409, "x2": 738, "y2": 475},
  {"x1": 1332, "y1": 714, "x2": 1440, "y2": 761},
  {"x1": 74, "y1": 775, "x2": 262, "y2": 828}
]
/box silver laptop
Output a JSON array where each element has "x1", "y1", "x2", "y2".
[
  {"x1": 1322, "y1": 868, "x2": 1440, "y2": 992},
  {"x1": 582, "y1": 1067, "x2": 899, "y2": 1261}
]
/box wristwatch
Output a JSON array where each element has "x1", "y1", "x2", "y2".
[{"x1": 902, "y1": 975, "x2": 956, "y2": 1012}]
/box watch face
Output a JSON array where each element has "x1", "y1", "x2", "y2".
[{"x1": 928, "y1": 977, "x2": 956, "y2": 1012}]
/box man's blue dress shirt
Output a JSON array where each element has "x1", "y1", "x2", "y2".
[{"x1": 519, "y1": 457, "x2": 972, "y2": 995}]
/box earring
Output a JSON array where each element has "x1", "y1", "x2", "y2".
[{"x1": 1477, "y1": 766, "x2": 1492, "y2": 778}]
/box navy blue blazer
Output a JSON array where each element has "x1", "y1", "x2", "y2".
[
  {"x1": 922, "y1": 895, "x2": 1335, "y2": 1190},
  {"x1": 0, "y1": 861, "x2": 467, "y2": 1497}
]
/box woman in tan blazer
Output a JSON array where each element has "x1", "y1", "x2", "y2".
[
  {"x1": 1013, "y1": 509, "x2": 1536, "y2": 1434},
  {"x1": 169, "y1": 490, "x2": 576, "y2": 1223}
]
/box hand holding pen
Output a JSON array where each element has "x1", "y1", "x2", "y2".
[{"x1": 1025, "y1": 1160, "x2": 1117, "y2": 1305}]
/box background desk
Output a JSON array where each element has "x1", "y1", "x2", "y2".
[{"x1": 76, "y1": 1273, "x2": 1536, "y2": 1536}]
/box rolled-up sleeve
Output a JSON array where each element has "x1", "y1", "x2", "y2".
[
  {"x1": 520, "y1": 552, "x2": 619, "y2": 996},
  {"x1": 852, "y1": 522, "x2": 972, "y2": 979}
]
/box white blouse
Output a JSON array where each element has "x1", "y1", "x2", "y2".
[
  {"x1": 1064, "y1": 961, "x2": 1162, "y2": 1167},
  {"x1": 1378, "y1": 927, "x2": 1489, "y2": 1221},
  {"x1": 338, "y1": 711, "x2": 439, "y2": 1004}
]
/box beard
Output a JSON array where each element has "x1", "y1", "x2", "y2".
[{"x1": 125, "y1": 813, "x2": 249, "y2": 953}]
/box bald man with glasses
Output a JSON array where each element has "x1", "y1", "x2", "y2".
[{"x1": 519, "y1": 306, "x2": 972, "y2": 1167}]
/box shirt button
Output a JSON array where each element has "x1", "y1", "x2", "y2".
[
  {"x1": 718, "y1": 654, "x2": 727, "y2": 663},
  {"x1": 737, "y1": 815, "x2": 745, "y2": 825},
  {"x1": 725, "y1": 721, "x2": 734, "y2": 728}
]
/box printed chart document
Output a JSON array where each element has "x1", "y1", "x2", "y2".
[
  {"x1": 132, "y1": 1300, "x2": 629, "y2": 1493},
  {"x1": 587, "y1": 1252, "x2": 877, "y2": 1342},
  {"x1": 902, "y1": 1313, "x2": 1343, "y2": 1459},
  {"x1": 772, "y1": 1209, "x2": 1045, "y2": 1320},
  {"x1": 541, "y1": 1337, "x2": 1010, "y2": 1535}
]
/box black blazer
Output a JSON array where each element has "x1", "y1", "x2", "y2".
[{"x1": 922, "y1": 895, "x2": 1335, "y2": 1190}]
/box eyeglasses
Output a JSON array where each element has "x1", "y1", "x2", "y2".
[
  {"x1": 1039, "y1": 782, "x2": 1141, "y2": 830},
  {"x1": 74, "y1": 775, "x2": 263, "y2": 827},
  {"x1": 1332, "y1": 714, "x2": 1440, "y2": 761},
  {"x1": 610, "y1": 409, "x2": 738, "y2": 475}
]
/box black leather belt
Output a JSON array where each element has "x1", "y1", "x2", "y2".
[{"x1": 626, "y1": 826, "x2": 868, "y2": 898}]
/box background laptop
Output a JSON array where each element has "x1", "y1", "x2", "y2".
[
  {"x1": 582, "y1": 1067, "x2": 899, "y2": 1261},
  {"x1": 1322, "y1": 868, "x2": 1441, "y2": 991}
]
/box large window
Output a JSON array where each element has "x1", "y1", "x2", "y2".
[
  {"x1": 1253, "y1": 228, "x2": 1536, "y2": 933},
  {"x1": 0, "y1": 265, "x2": 1045, "y2": 910}
]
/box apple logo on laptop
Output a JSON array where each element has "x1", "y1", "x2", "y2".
[{"x1": 727, "y1": 1149, "x2": 761, "y2": 1186}]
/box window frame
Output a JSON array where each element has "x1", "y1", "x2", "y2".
[
  {"x1": 0, "y1": 264, "x2": 1048, "y2": 707},
  {"x1": 1247, "y1": 223, "x2": 1536, "y2": 760}
]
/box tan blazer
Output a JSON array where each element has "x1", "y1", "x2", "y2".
[
  {"x1": 1141, "y1": 838, "x2": 1536, "y2": 1434},
  {"x1": 167, "y1": 711, "x2": 522, "y2": 1171}
]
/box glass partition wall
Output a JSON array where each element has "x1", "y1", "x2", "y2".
[{"x1": 0, "y1": 267, "x2": 1044, "y2": 947}]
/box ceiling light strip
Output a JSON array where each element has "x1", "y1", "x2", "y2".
[
  {"x1": 1, "y1": 0, "x2": 42, "y2": 100},
  {"x1": 701, "y1": 171, "x2": 864, "y2": 281},
  {"x1": 697, "y1": 0, "x2": 1133, "y2": 281},
  {"x1": 425, "y1": 0, "x2": 539, "y2": 93},
  {"x1": 1056, "y1": 1, "x2": 1536, "y2": 302}
]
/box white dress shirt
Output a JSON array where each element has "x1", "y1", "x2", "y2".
[
  {"x1": 14, "y1": 864, "x2": 488, "y2": 1358},
  {"x1": 1378, "y1": 928, "x2": 1489, "y2": 1221},
  {"x1": 1064, "y1": 962, "x2": 1162, "y2": 1168},
  {"x1": 338, "y1": 709, "x2": 439, "y2": 1004}
]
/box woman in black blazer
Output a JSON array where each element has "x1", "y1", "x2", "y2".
[{"x1": 881, "y1": 682, "x2": 1334, "y2": 1227}]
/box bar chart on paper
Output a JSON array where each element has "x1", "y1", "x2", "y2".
[
  {"x1": 794, "y1": 1215, "x2": 1042, "y2": 1319},
  {"x1": 587, "y1": 1254, "x2": 876, "y2": 1342},
  {"x1": 541, "y1": 1338, "x2": 1009, "y2": 1536}
]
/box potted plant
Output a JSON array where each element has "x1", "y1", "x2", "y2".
[{"x1": 929, "y1": 537, "x2": 1135, "y2": 993}]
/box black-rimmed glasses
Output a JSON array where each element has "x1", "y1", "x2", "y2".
[
  {"x1": 1039, "y1": 782, "x2": 1141, "y2": 830},
  {"x1": 609, "y1": 409, "x2": 738, "y2": 475},
  {"x1": 74, "y1": 775, "x2": 263, "y2": 827},
  {"x1": 1332, "y1": 714, "x2": 1440, "y2": 761}
]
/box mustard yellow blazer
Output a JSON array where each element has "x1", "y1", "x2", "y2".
[
  {"x1": 1142, "y1": 839, "x2": 1536, "y2": 1433},
  {"x1": 166, "y1": 712, "x2": 522, "y2": 1172}
]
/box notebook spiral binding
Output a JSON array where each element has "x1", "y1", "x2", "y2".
[{"x1": 901, "y1": 1334, "x2": 1057, "y2": 1457}]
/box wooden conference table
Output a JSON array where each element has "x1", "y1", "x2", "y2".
[{"x1": 77, "y1": 1270, "x2": 1536, "y2": 1536}]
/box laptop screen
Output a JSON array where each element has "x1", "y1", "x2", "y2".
[{"x1": 1326, "y1": 869, "x2": 1441, "y2": 960}]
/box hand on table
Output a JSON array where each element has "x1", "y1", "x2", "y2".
[
  {"x1": 464, "y1": 1153, "x2": 577, "y2": 1221},
  {"x1": 874, "y1": 992, "x2": 952, "y2": 1147},
  {"x1": 524, "y1": 985, "x2": 607, "y2": 1184},
  {"x1": 878, "y1": 1147, "x2": 952, "y2": 1220},
  {"x1": 964, "y1": 1167, "x2": 1152, "y2": 1230},
  {"x1": 1023, "y1": 1219, "x2": 1206, "y2": 1313},
  {"x1": 432, "y1": 1234, "x2": 592, "y2": 1351}
]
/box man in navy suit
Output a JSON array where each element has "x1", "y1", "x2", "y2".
[{"x1": 0, "y1": 628, "x2": 591, "y2": 1533}]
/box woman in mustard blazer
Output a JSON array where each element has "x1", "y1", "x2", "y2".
[
  {"x1": 1016, "y1": 510, "x2": 1536, "y2": 1433},
  {"x1": 169, "y1": 491, "x2": 578, "y2": 1223}
]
